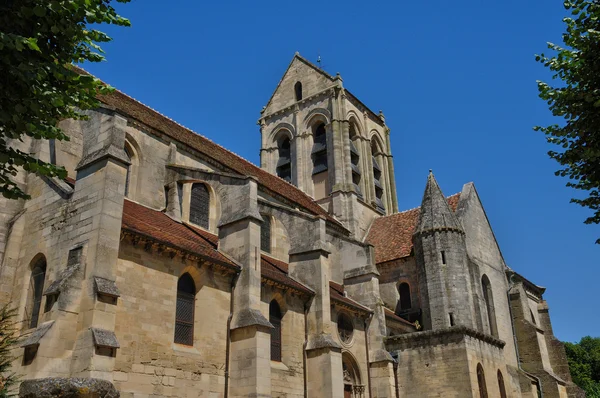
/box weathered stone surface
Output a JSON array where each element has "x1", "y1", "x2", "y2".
[
  {"x1": 19, "y1": 321, "x2": 54, "y2": 348},
  {"x1": 19, "y1": 378, "x2": 119, "y2": 398}
]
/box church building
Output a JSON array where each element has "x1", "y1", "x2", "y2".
[{"x1": 0, "y1": 54, "x2": 584, "y2": 397}]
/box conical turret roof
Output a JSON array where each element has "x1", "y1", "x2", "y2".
[{"x1": 414, "y1": 171, "x2": 462, "y2": 235}]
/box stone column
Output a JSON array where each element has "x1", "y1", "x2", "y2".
[
  {"x1": 70, "y1": 108, "x2": 130, "y2": 380},
  {"x1": 384, "y1": 127, "x2": 398, "y2": 213},
  {"x1": 289, "y1": 218, "x2": 343, "y2": 398},
  {"x1": 344, "y1": 247, "x2": 395, "y2": 398},
  {"x1": 218, "y1": 178, "x2": 272, "y2": 397}
]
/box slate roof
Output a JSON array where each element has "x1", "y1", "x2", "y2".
[
  {"x1": 93, "y1": 86, "x2": 344, "y2": 230},
  {"x1": 261, "y1": 254, "x2": 314, "y2": 296},
  {"x1": 121, "y1": 199, "x2": 238, "y2": 269},
  {"x1": 329, "y1": 281, "x2": 372, "y2": 314},
  {"x1": 366, "y1": 194, "x2": 460, "y2": 264}
]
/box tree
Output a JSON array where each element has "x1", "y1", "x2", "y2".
[
  {"x1": 0, "y1": 305, "x2": 18, "y2": 398},
  {"x1": 0, "y1": 0, "x2": 130, "y2": 200},
  {"x1": 564, "y1": 336, "x2": 600, "y2": 397},
  {"x1": 535, "y1": 0, "x2": 600, "y2": 244}
]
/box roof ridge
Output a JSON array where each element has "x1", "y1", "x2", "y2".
[{"x1": 376, "y1": 192, "x2": 462, "y2": 221}]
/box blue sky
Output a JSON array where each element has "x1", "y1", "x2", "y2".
[{"x1": 86, "y1": 0, "x2": 598, "y2": 342}]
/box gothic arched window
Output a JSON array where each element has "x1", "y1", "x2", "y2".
[
  {"x1": 27, "y1": 257, "x2": 47, "y2": 329},
  {"x1": 276, "y1": 136, "x2": 292, "y2": 182},
  {"x1": 124, "y1": 144, "x2": 133, "y2": 198},
  {"x1": 349, "y1": 123, "x2": 361, "y2": 195},
  {"x1": 481, "y1": 275, "x2": 498, "y2": 337},
  {"x1": 190, "y1": 183, "x2": 210, "y2": 229},
  {"x1": 477, "y1": 363, "x2": 488, "y2": 398},
  {"x1": 497, "y1": 370, "x2": 507, "y2": 398},
  {"x1": 371, "y1": 139, "x2": 385, "y2": 211},
  {"x1": 174, "y1": 273, "x2": 196, "y2": 346},
  {"x1": 261, "y1": 214, "x2": 271, "y2": 253},
  {"x1": 294, "y1": 81, "x2": 303, "y2": 101},
  {"x1": 398, "y1": 282, "x2": 411, "y2": 311},
  {"x1": 269, "y1": 300, "x2": 282, "y2": 361}
]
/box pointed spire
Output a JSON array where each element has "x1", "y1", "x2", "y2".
[{"x1": 414, "y1": 171, "x2": 462, "y2": 235}]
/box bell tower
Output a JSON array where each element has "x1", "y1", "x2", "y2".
[{"x1": 258, "y1": 53, "x2": 398, "y2": 238}]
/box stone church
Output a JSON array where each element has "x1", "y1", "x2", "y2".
[{"x1": 0, "y1": 54, "x2": 584, "y2": 397}]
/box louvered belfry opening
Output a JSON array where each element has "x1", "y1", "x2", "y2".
[
  {"x1": 190, "y1": 183, "x2": 210, "y2": 229},
  {"x1": 276, "y1": 136, "x2": 292, "y2": 182},
  {"x1": 371, "y1": 140, "x2": 385, "y2": 211},
  {"x1": 174, "y1": 273, "x2": 196, "y2": 346},
  {"x1": 261, "y1": 214, "x2": 272, "y2": 253},
  {"x1": 28, "y1": 258, "x2": 47, "y2": 329},
  {"x1": 349, "y1": 124, "x2": 361, "y2": 195},
  {"x1": 269, "y1": 300, "x2": 282, "y2": 361},
  {"x1": 312, "y1": 124, "x2": 328, "y2": 174}
]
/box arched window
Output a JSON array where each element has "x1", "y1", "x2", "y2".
[
  {"x1": 124, "y1": 144, "x2": 133, "y2": 197},
  {"x1": 269, "y1": 300, "x2": 282, "y2": 361},
  {"x1": 294, "y1": 81, "x2": 302, "y2": 101},
  {"x1": 371, "y1": 140, "x2": 385, "y2": 211},
  {"x1": 349, "y1": 123, "x2": 361, "y2": 195},
  {"x1": 477, "y1": 363, "x2": 488, "y2": 398},
  {"x1": 261, "y1": 214, "x2": 271, "y2": 253},
  {"x1": 190, "y1": 183, "x2": 210, "y2": 229},
  {"x1": 27, "y1": 257, "x2": 47, "y2": 329},
  {"x1": 481, "y1": 275, "x2": 498, "y2": 337},
  {"x1": 497, "y1": 370, "x2": 507, "y2": 398},
  {"x1": 398, "y1": 282, "x2": 411, "y2": 311},
  {"x1": 174, "y1": 273, "x2": 195, "y2": 345},
  {"x1": 312, "y1": 123, "x2": 329, "y2": 199},
  {"x1": 276, "y1": 136, "x2": 292, "y2": 182}
]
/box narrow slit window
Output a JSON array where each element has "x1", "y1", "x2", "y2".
[
  {"x1": 270, "y1": 300, "x2": 282, "y2": 361},
  {"x1": 27, "y1": 257, "x2": 47, "y2": 329},
  {"x1": 174, "y1": 273, "x2": 196, "y2": 346},
  {"x1": 449, "y1": 312, "x2": 455, "y2": 326},
  {"x1": 294, "y1": 81, "x2": 302, "y2": 101},
  {"x1": 441, "y1": 250, "x2": 446, "y2": 264}
]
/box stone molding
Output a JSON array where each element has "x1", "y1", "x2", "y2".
[
  {"x1": 385, "y1": 325, "x2": 506, "y2": 350},
  {"x1": 19, "y1": 378, "x2": 119, "y2": 398}
]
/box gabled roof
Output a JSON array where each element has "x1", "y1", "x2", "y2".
[
  {"x1": 262, "y1": 53, "x2": 335, "y2": 112},
  {"x1": 83, "y1": 70, "x2": 344, "y2": 230},
  {"x1": 366, "y1": 194, "x2": 460, "y2": 264},
  {"x1": 121, "y1": 199, "x2": 238, "y2": 269}
]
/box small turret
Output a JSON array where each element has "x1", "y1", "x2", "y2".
[{"x1": 413, "y1": 171, "x2": 475, "y2": 330}]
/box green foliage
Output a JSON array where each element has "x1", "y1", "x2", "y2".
[
  {"x1": 535, "y1": 0, "x2": 600, "y2": 244},
  {"x1": 0, "y1": 0, "x2": 130, "y2": 200},
  {"x1": 0, "y1": 305, "x2": 19, "y2": 398},
  {"x1": 564, "y1": 336, "x2": 600, "y2": 397}
]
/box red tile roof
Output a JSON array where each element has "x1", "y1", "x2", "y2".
[
  {"x1": 94, "y1": 87, "x2": 344, "y2": 230},
  {"x1": 366, "y1": 194, "x2": 460, "y2": 264},
  {"x1": 261, "y1": 255, "x2": 314, "y2": 296},
  {"x1": 329, "y1": 281, "x2": 372, "y2": 313},
  {"x1": 121, "y1": 199, "x2": 238, "y2": 269}
]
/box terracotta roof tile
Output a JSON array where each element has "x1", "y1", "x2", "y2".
[
  {"x1": 261, "y1": 255, "x2": 313, "y2": 296},
  {"x1": 329, "y1": 281, "x2": 372, "y2": 313},
  {"x1": 94, "y1": 88, "x2": 343, "y2": 230},
  {"x1": 121, "y1": 200, "x2": 237, "y2": 269},
  {"x1": 366, "y1": 194, "x2": 460, "y2": 264}
]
